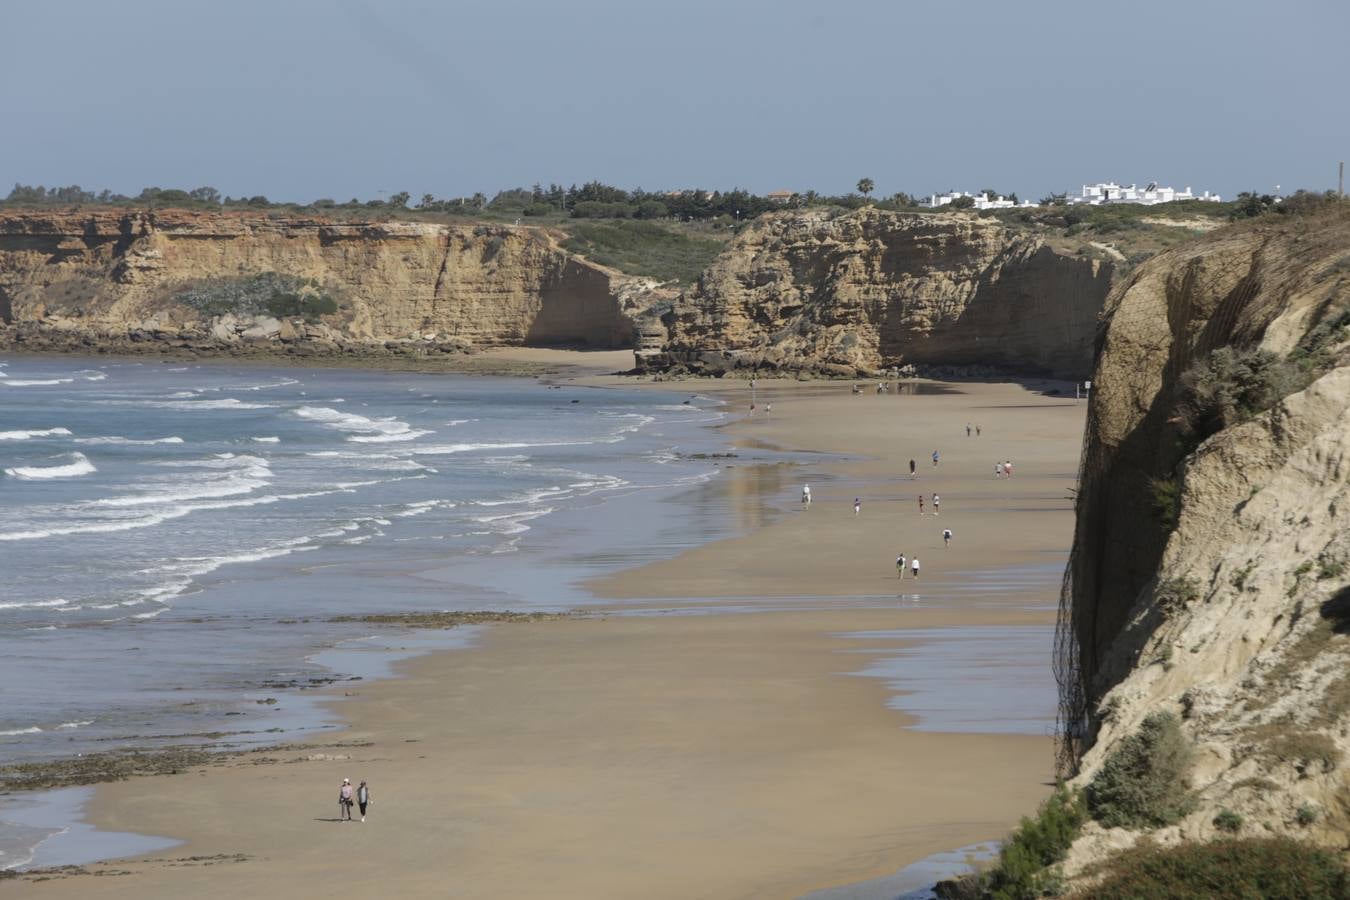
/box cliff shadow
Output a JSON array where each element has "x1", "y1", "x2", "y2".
[{"x1": 526, "y1": 260, "x2": 635, "y2": 349}]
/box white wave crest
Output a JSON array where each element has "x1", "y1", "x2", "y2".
[
  {"x1": 0, "y1": 598, "x2": 69, "y2": 610},
  {"x1": 0, "y1": 726, "x2": 43, "y2": 736},
  {"x1": 251, "y1": 436, "x2": 281, "y2": 443},
  {"x1": 74, "y1": 435, "x2": 184, "y2": 446},
  {"x1": 0, "y1": 428, "x2": 73, "y2": 441},
  {"x1": 294, "y1": 406, "x2": 430, "y2": 443},
  {"x1": 141, "y1": 398, "x2": 274, "y2": 411},
  {"x1": 4, "y1": 453, "x2": 97, "y2": 480}
]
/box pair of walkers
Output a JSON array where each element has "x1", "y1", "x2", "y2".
[
  {"x1": 896, "y1": 555, "x2": 920, "y2": 579},
  {"x1": 338, "y1": 778, "x2": 373, "y2": 822}
]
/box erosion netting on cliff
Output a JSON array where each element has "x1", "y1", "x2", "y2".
[{"x1": 1054, "y1": 206, "x2": 1350, "y2": 772}]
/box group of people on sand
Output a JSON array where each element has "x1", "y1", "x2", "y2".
[
  {"x1": 994, "y1": 460, "x2": 1015, "y2": 478},
  {"x1": 338, "y1": 778, "x2": 373, "y2": 822},
  {"x1": 965, "y1": 423, "x2": 982, "y2": 437}
]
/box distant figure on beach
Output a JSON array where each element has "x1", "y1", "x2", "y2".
[
  {"x1": 896, "y1": 553, "x2": 906, "y2": 579},
  {"x1": 966, "y1": 423, "x2": 971, "y2": 437},
  {"x1": 932, "y1": 493, "x2": 940, "y2": 516},
  {"x1": 1004, "y1": 459, "x2": 1014, "y2": 477},
  {"x1": 765, "y1": 402, "x2": 771, "y2": 416},
  {"x1": 995, "y1": 461, "x2": 1004, "y2": 478},
  {"x1": 339, "y1": 778, "x2": 354, "y2": 821},
  {"x1": 931, "y1": 450, "x2": 940, "y2": 468},
  {"x1": 976, "y1": 424, "x2": 982, "y2": 437},
  {"x1": 943, "y1": 528, "x2": 952, "y2": 547},
  {"x1": 802, "y1": 484, "x2": 812, "y2": 506},
  {"x1": 749, "y1": 402, "x2": 755, "y2": 414},
  {"x1": 909, "y1": 459, "x2": 917, "y2": 479},
  {"x1": 854, "y1": 497, "x2": 861, "y2": 516},
  {"x1": 357, "y1": 780, "x2": 371, "y2": 822},
  {"x1": 911, "y1": 557, "x2": 921, "y2": 579},
  {"x1": 918, "y1": 494, "x2": 925, "y2": 515}
]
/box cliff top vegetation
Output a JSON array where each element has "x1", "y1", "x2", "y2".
[{"x1": 4, "y1": 181, "x2": 1340, "y2": 284}]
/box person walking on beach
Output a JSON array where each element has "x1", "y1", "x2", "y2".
[
  {"x1": 911, "y1": 557, "x2": 921, "y2": 579},
  {"x1": 966, "y1": 423, "x2": 971, "y2": 437},
  {"x1": 357, "y1": 780, "x2": 371, "y2": 822},
  {"x1": 339, "y1": 778, "x2": 354, "y2": 821},
  {"x1": 976, "y1": 424, "x2": 982, "y2": 437},
  {"x1": 932, "y1": 450, "x2": 940, "y2": 468},
  {"x1": 995, "y1": 461, "x2": 1003, "y2": 478},
  {"x1": 932, "y1": 493, "x2": 940, "y2": 516},
  {"x1": 917, "y1": 494, "x2": 925, "y2": 515},
  {"x1": 854, "y1": 497, "x2": 861, "y2": 516},
  {"x1": 909, "y1": 459, "x2": 917, "y2": 479},
  {"x1": 802, "y1": 484, "x2": 811, "y2": 506},
  {"x1": 1004, "y1": 459, "x2": 1014, "y2": 477},
  {"x1": 943, "y1": 528, "x2": 952, "y2": 548},
  {"x1": 765, "y1": 402, "x2": 771, "y2": 417},
  {"x1": 896, "y1": 553, "x2": 906, "y2": 579}
]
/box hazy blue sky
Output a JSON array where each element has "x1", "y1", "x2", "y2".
[{"x1": 2, "y1": 0, "x2": 1346, "y2": 203}]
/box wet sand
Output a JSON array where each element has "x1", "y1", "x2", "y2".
[{"x1": 17, "y1": 374, "x2": 1085, "y2": 899}]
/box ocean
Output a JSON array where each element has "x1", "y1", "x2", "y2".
[{"x1": 0, "y1": 355, "x2": 736, "y2": 766}]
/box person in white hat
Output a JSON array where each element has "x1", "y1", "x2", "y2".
[{"x1": 339, "y1": 778, "x2": 355, "y2": 821}]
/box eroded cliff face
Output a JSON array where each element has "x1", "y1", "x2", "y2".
[
  {"x1": 1058, "y1": 208, "x2": 1350, "y2": 872},
  {"x1": 645, "y1": 208, "x2": 1112, "y2": 378},
  {"x1": 0, "y1": 210, "x2": 646, "y2": 355}
]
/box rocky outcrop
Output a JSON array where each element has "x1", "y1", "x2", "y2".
[
  {"x1": 1056, "y1": 206, "x2": 1350, "y2": 874},
  {"x1": 0, "y1": 210, "x2": 650, "y2": 356},
  {"x1": 642, "y1": 208, "x2": 1112, "y2": 378}
]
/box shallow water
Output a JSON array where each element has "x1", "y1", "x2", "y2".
[
  {"x1": 840, "y1": 625, "x2": 1056, "y2": 735},
  {"x1": 0, "y1": 788, "x2": 179, "y2": 870},
  {"x1": 0, "y1": 357, "x2": 749, "y2": 763}
]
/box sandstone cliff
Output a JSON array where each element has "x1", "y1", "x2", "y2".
[
  {"x1": 645, "y1": 208, "x2": 1113, "y2": 379},
  {"x1": 1056, "y1": 206, "x2": 1350, "y2": 875},
  {"x1": 0, "y1": 210, "x2": 654, "y2": 357}
]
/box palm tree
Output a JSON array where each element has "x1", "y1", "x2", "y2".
[{"x1": 857, "y1": 178, "x2": 875, "y2": 199}]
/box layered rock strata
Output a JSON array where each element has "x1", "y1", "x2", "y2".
[
  {"x1": 0, "y1": 211, "x2": 646, "y2": 356},
  {"x1": 644, "y1": 208, "x2": 1113, "y2": 378}
]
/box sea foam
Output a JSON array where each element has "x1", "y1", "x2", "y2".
[
  {"x1": 294, "y1": 406, "x2": 431, "y2": 443},
  {"x1": 4, "y1": 453, "x2": 97, "y2": 480},
  {"x1": 0, "y1": 428, "x2": 73, "y2": 441}
]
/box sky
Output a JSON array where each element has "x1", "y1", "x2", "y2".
[{"x1": 2, "y1": 0, "x2": 1346, "y2": 204}]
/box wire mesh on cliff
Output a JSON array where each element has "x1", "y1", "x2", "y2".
[{"x1": 1053, "y1": 398, "x2": 1096, "y2": 777}]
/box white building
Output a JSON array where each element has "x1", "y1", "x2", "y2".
[
  {"x1": 920, "y1": 190, "x2": 1035, "y2": 210},
  {"x1": 1067, "y1": 182, "x2": 1222, "y2": 205}
]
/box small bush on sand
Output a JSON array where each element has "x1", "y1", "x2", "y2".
[
  {"x1": 935, "y1": 787, "x2": 1086, "y2": 899},
  {"x1": 1088, "y1": 712, "x2": 1193, "y2": 829},
  {"x1": 1090, "y1": 837, "x2": 1349, "y2": 899},
  {"x1": 1213, "y1": 809, "x2": 1243, "y2": 833}
]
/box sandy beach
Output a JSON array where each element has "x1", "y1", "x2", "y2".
[{"x1": 14, "y1": 371, "x2": 1085, "y2": 899}]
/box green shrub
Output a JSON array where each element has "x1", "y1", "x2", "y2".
[
  {"x1": 1149, "y1": 477, "x2": 1181, "y2": 531},
  {"x1": 978, "y1": 786, "x2": 1086, "y2": 900},
  {"x1": 1090, "y1": 837, "x2": 1349, "y2": 899},
  {"x1": 1156, "y1": 577, "x2": 1200, "y2": 616},
  {"x1": 174, "y1": 273, "x2": 338, "y2": 321},
  {"x1": 263, "y1": 291, "x2": 337, "y2": 322},
  {"x1": 1296, "y1": 804, "x2": 1320, "y2": 826},
  {"x1": 1088, "y1": 712, "x2": 1194, "y2": 829},
  {"x1": 1213, "y1": 809, "x2": 1243, "y2": 832},
  {"x1": 1176, "y1": 346, "x2": 1309, "y2": 443},
  {"x1": 1319, "y1": 560, "x2": 1346, "y2": 581}
]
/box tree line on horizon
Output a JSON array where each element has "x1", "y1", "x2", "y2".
[
  {"x1": 1, "y1": 180, "x2": 927, "y2": 222},
  {"x1": 4, "y1": 181, "x2": 1340, "y2": 225}
]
